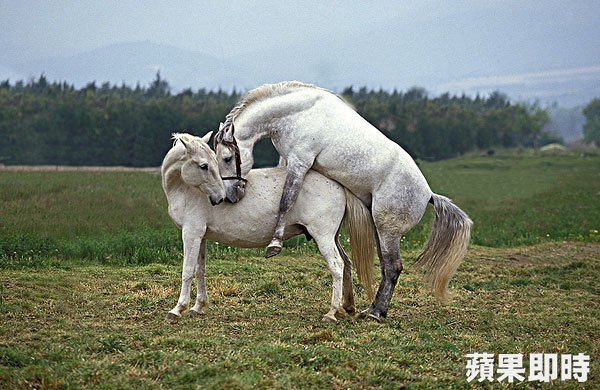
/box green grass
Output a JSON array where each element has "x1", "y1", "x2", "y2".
[
  {"x1": 0, "y1": 171, "x2": 167, "y2": 238},
  {"x1": 1, "y1": 153, "x2": 599, "y2": 267},
  {"x1": 412, "y1": 153, "x2": 600, "y2": 247},
  {"x1": 0, "y1": 243, "x2": 598, "y2": 388},
  {"x1": 1, "y1": 153, "x2": 599, "y2": 387}
]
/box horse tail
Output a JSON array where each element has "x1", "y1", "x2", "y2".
[
  {"x1": 414, "y1": 193, "x2": 472, "y2": 301},
  {"x1": 343, "y1": 189, "x2": 376, "y2": 300}
]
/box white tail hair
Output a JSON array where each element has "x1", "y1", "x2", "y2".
[
  {"x1": 414, "y1": 193, "x2": 472, "y2": 300},
  {"x1": 343, "y1": 189, "x2": 376, "y2": 300}
]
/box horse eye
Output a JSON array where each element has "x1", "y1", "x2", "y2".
[
  {"x1": 224, "y1": 156, "x2": 232, "y2": 164},
  {"x1": 199, "y1": 163, "x2": 208, "y2": 170}
]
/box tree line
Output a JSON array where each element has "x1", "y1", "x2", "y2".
[{"x1": 0, "y1": 74, "x2": 554, "y2": 167}]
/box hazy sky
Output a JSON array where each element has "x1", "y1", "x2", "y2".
[
  {"x1": 1, "y1": 1, "x2": 427, "y2": 61},
  {"x1": 1, "y1": 1, "x2": 599, "y2": 105},
  {"x1": 2, "y1": 0, "x2": 572, "y2": 61}
]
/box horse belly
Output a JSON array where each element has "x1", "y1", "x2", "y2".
[
  {"x1": 204, "y1": 169, "x2": 342, "y2": 248},
  {"x1": 205, "y1": 222, "x2": 304, "y2": 248}
]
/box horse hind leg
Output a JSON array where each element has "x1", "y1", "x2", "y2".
[
  {"x1": 336, "y1": 234, "x2": 355, "y2": 316},
  {"x1": 311, "y1": 233, "x2": 345, "y2": 323},
  {"x1": 357, "y1": 229, "x2": 402, "y2": 322},
  {"x1": 357, "y1": 186, "x2": 429, "y2": 321}
]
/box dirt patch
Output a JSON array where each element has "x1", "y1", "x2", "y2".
[
  {"x1": 467, "y1": 242, "x2": 600, "y2": 267},
  {"x1": 507, "y1": 253, "x2": 532, "y2": 264}
]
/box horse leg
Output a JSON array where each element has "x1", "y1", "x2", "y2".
[
  {"x1": 357, "y1": 181, "x2": 430, "y2": 321},
  {"x1": 312, "y1": 233, "x2": 345, "y2": 322},
  {"x1": 166, "y1": 227, "x2": 204, "y2": 323},
  {"x1": 189, "y1": 238, "x2": 208, "y2": 316},
  {"x1": 336, "y1": 234, "x2": 355, "y2": 316},
  {"x1": 357, "y1": 229, "x2": 401, "y2": 322},
  {"x1": 266, "y1": 160, "x2": 312, "y2": 258}
]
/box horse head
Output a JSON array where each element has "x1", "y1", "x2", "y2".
[
  {"x1": 214, "y1": 122, "x2": 248, "y2": 203},
  {"x1": 174, "y1": 132, "x2": 226, "y2": 206}
]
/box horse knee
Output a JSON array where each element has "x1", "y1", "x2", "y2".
[
  {"x1": 383, "y1": 261, "x2": 402, "y2": 284},
  {"x1": 329, "y1": 261, "x2": 344, "y2": 280},
  {"x1": 395, "y1": 261, "x2": 403, "y2": 274}
]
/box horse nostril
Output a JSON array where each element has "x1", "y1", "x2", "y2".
[{"x1": 210, "y1": 196, "x2": 224, "y2": 206}]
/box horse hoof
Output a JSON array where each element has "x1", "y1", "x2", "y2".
[
  {"x1": 265, "y1": 245, "x2": 282, "y2": 258},
  {"x1": 357, "y1": 308, "x2": 382, "y2": 322},
  {"x1": 344, "y1": 307, "x2": 356, "y2": 317},
  {"x1": 188, "y1": 308, "x2": 204, "y2": 317},
  {"x1": 322, "y1": 314, "x2": 338, "y2": 323},
  {"x1": 165, "y1": 312, "x2": 180, "y2": 323}
]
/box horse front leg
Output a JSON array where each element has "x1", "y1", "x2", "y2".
[
  {"x1": 266, "y1": 161, "x2": 311, "y2": 258},
  {"x1": 167, "y1": 227, "x2": 205, "y2": 323},
  {"x1": 189, "y1": 238, "x2": 208, "y2": 316}
]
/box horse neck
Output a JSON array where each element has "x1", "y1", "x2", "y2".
[
  {"x1": 230, "y1": 86, "x2": 330, "y2": 172},
  {"x1": 233, "y1": 86, "x2": 327, "y2": 145},
  {"x1": 229, "y1": 117, "x2": 269, "y2": 175},
  {"x1": 162, "y1": 155, "x2": 211, "y2": 213},
  {"x1": 161, "y1": 146, "x2": 194, "y2": 197},
  {"x1": 233, "y1": 112, "x2": 269, "y2": 145},
  {"x1": 162, "y1": 162, "x2": 180, "y2": 193}
]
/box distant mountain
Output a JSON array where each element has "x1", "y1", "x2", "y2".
[
  {"x1": 3, "y1": 37, "x2": 591, "y2": 146},
  {"x1": 7, "y1": 41, "x2": 245, "y2": 90}
]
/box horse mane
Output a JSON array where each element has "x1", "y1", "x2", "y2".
[{"x1": 216, "y1": 81, "x2": 326, "y2": 141}]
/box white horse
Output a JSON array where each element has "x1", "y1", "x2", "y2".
[
  {"x1": 214, "y1": 81, "x2": 473, "y2": 321},
  {"x1": 161, "y1": 132, "x2": 376, "y2": 323}
]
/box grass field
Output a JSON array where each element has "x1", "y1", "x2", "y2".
[{"x1": 1, "y1": 152, "x2": 599, "y2": 388}]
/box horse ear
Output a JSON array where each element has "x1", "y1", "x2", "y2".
[
  {"x1": 173, "y1": 133, "x2": 194, "y2": 156},
  {"x1": 201, "y1": 131, "x2": 213, "y2": 144},
  {"x1": 222, "y1": 124, "x2": 234, "y2": 143},
  {"x1": 179, "y1": 138, "x2": 193, "y2": 154}
]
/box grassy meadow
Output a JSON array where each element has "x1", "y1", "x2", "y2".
[{"x1": 1, "y1": 151, "x2": 599, "y2": 388}]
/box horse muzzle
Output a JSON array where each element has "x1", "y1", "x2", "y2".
[
  {"x1": 225, "y1": 180, "x2": 246, "y2": 203},
  {"x1": 209, "y1": 195, "x2": 224, "y2": 206}
]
